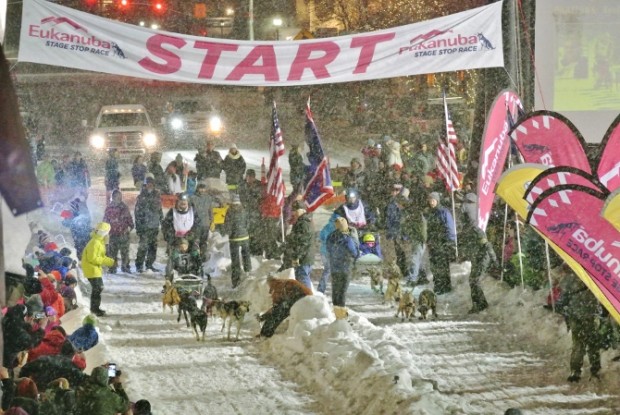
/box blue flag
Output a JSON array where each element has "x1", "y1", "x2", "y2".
[{"x1": 302, "y1": 101, "x2": 334, "y2": 212}]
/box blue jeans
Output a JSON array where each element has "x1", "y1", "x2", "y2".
[
  {"x1": 408, "y1": 243, "x2": 426, "y2": 282},
  {"x1": 318, "y1": 253, "x2": 330, "y2": 293},
  {"x1": 295, "y1": 264, "x2": 313, "y2": 290}
]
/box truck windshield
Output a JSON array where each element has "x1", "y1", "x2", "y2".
[{"x1": 99, "y1": 112, "x2": 149, "y2": 128}]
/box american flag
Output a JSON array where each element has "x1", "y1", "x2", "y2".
[
  {"x1": 262, "y1": 101, "x2": 286, "y2": 218},
  {"x1": 436, "y1": 92, "x2": 460, "y2": 191},
  {"x1": 302, "y1": 99, "x2": 334, "y2": 212}
]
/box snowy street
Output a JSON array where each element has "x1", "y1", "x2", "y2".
[{"x1": 7, "y1": 148, "x2": 620, "y2": 415}]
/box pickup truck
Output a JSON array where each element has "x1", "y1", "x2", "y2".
[{"x1": 87, "y1": 104, "x2": 159, "y2": 155}]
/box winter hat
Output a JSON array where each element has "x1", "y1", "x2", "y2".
[
  {"x1": 4, "y1": 408, "x2": 30, "y2": 415},
  {"x1": 43, "y1": 242, "x2": 59, "y2": 252},
  {"x1": 177, "y1": 238, "x2": 189, "y2": 247},
  {"x1": 16, "y1": 377, "x2": 38, "y2": 400},
  {"x1": 83, "y1": 314, "x2": 98, "y2": 327},
  {"x1": 64, "y1": 275, "x2": 78, "y2": 286},
  {"x1": 72, "y1": 354, "x2": 87, "y2": 370},
  {"x1": 335, "y1": 217, "x2": 349, "y2": 233},
  {"x1": 38, "y1": 231, "x2": 51, "y2": 247},
  {"x1": 145, "y1": 173, "x2": 155, "y2": 183},
  {"x1": 246, "y1": 169, "x2": 256, "y2": 177},
  {"x1": 367, "y1": 138, "x2": 375, "y2": 147},
  {"x1": 95, "y1": 222, "x2": 111, "y2": 237},
  {"x1": 47, "y1": 377, "x2": 70, "y2": 391},
  {"x1": 59, "y1": 247, "x2": 72, "y2": 257},
  {"x1": 229, "y1": 143, "x2": 238, "y2": 150},
  {"x1": 45, "y1": 306, "x2": 57, "y2": 317},
  {"x1": 428, "y1": 192, "x2": 441, "y2": 203},
  {"x1": 50, "y1": 270, "x2": 62, "y2": 282},
  {"x1": 26, "y1": 294, "x2": 44, "y2": 316},
  {"x1": 134, "y1": 399, "x2": 153, "y2": 415},
  {"x1": 230, "y1": 194, "x2": 241, "y2": 205},
  {"x1": 60, "y1": 339, "x2": 76, "y2": 356},
  {"x1": 350, "y1": 157, "x2": 361, "y2": 166}
]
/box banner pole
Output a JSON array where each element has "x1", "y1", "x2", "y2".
[
  {"x1": 499, "y1": 202, "x2": 509, "y2": 281},
  {"x1": 450, "y1": 190, "x2": 459, "y2": 259},
  {"x1": 545, "y1": 241, "x2": 555, "y2": 313},
  {"x1": 514, "y1": 213, "x2": 525, "y2": 289}
]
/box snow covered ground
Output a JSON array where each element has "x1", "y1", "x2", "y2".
[{"x1": 8, "y1": 148, "x2": 620, "y2": 414}]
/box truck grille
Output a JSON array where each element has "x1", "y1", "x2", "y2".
[{"x1": 106, "y1": 131, "x2": 144, "y2": 149}]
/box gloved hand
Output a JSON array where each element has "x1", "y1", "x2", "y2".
[{"x1": 292, "y1": 259, "x2": 300, "y2": 267}]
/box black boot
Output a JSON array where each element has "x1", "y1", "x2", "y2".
[{"x1": 567, "y1": 371, "x2": 581, "y2": 382}]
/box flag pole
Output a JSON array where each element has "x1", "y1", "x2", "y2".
[
  {"x1": 499, "y1": 201, "x2": 509, "y2": 281},
  {"x1": 515, "y1": 213, "x2": 525, "y2": 289},
  {"x1": 280, "y1": 207, "x2": 285, "y2": 242},
  {"x1": 545, "y1": 241, "x2": 555, "y2": 312},
  {"x1": 450, "y1": 190, "x2": 459, "y2": 258}
]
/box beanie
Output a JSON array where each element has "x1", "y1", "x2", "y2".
[
  {"x1": 26, "y1": 294, "x2": 44, "y2": 316},
  {"x1": 16, "y1": 377, "x2": 38, "y2": 400},
  {"x1": 134, "y1": 399, "x2": 153, "y2": 415},
  {"x1": 83, "y1": 314, "x2": 98, "y2": 327},
  {"x1": 335, "y1": 217, "x2": 349, "y2": 233},
  {"x1": 60, "y1": 339, "x2": 76, "y2": 356},
  {"x1": 72, "y1": 354, "x2": 87, "y2": 370},
  {"x1": 429, "y1": 192, "x2": 441, "y2": 203},
  {"x1": 231, "y1": 194, "x2": 241, "y2": 205}
]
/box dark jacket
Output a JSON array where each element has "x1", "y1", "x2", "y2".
[
  {"x1": 326, "y1": 229, "x2": 359, "y2": 273},
  {"x1": 401, "y1": 206, "x2": 427, "y2": 245},
  {"x1": 104, "y1": 157, "x2": 120, "y2": 188},
  {"x1": 148, "y1": 160, "x2": 168, "y2": 193},
  {"x1": 222, "y1": 154, "x2": 246, "y2": 186},
  {"x1": 461, "y1": 224, "x2": 496, "y2": 276},
  {"x1": 284, "y1": 214, "x2": 314, "y2": 266},
  {"x1": 68, "y1": 324, "x2": 99, "y2": 352},
  {"x1": 134, "y1": 188, "x2": 163, "y2": 233},
  {"x1": 342, "y1": 166, "x2": 366, "y2": 192},
  {"x1": 75, "y1": 367, "x2": 129, "y2": 415},
  {"x1": 67, "y1": 159, "x2": 90, "y2": 189},
  {"x1": 385, "y1": 199, "x2": 404, "y2": 241},
  {"x1": 20, "y1": 355, "x2": 87, "y2": 391},
  {"x1": 190, "y1": 193, "x2": 214, "y2": 231},
  {"x1": 224, "y1": 205, "x2": 249, "y2": 241},
  {"x1": 103, "y1": 201, "x2": 134, "y2": 237},
  {"x1": 39, "y1": 383, "x2": 76, "y2": 415},
  {"x1": 132, "y1": 163, "x2": 147, "y2": 185},
  {"x1": 195, "y1": 150, "x2": 223, "y2": 180},
  {"x1": 238, "y1": 180, "x2": 264, "y2": 218},
  {"x1": 3, "y1": 305, "x2": 38, "y2": 369},
  {"x1": 427, "y1": 205, "x2": 456, "y2": 246},
  {"x1": 289, "y1": 150, "x2": 305, "y2": 188}
]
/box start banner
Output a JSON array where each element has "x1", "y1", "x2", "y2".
[{"x1": 18, "y1": 0, "x2": 504, "y2": 86}]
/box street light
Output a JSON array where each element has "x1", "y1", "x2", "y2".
[{"x1": 273, "y1": 17, "x2": 282, "y2": 41}]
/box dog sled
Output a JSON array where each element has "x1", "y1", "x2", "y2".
[{"x1": 172, "y1": 274, "x2": 205, "y2": 295}]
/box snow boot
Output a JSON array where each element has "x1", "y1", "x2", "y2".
[{"x1": 567, "y1": 371, "x2": 581, "y2": 382}]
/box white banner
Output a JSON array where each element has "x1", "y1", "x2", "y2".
[{"x1": 18, "y1": 0, "x2": 504, "y2": 86}]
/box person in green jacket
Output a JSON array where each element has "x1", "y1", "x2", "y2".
[
  {"x1": 81, "y1": 222, "x2": 115, "y2": 317},
  {"x1": 75, "y1": 366, "x2": 129, "y2": 415}
]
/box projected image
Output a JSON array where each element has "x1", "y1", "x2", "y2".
[{"x1": 553, "y1": 9, "x2": 620, "y2": 111}]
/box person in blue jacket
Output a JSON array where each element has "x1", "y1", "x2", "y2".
[
  {"x1": 426, "y1": 192, "x2": 456, "y2": 295},
  {"x1": 318, "y1": 213, "x2": 340, "y2": 294},
  {"x1": 68, "y1": 314, "x2": 99, "y2": 352},
  {"x1": 326, "y1": 217, "x2": 360, "y2": 307}
]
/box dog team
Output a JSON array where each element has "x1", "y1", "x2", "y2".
[
  {"x1": 373, "y1": 261, "x2": 438, "y2": 322},
  {"x1": 163, "y1": 275, "x2": 251, "y2": 342}
]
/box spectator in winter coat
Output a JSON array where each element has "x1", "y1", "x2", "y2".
[
  {"x1": 165, "y1": 162, "x2": 184, "y2": 195},
  {"x1": 75, "y1": 366, "x2": 129, "y2": 415},
  {"x1": 384, "y1": 136, "x2": 403, "y2": 170},
  {"x1": 342, "y1": 158, "x2": 366, "y2": 195},
  {"x1": 67, "y1": 151, "x2": 91, "y2": 192},
  {"x1": 104, "y1": 148, "x2": 120, "y2": 196},
  {"x1": 62, "y1": 196, "x2": 91, "y2": 260},
  {"x1": 224, "y1": 195, "x2": 251, "y2": 288},
  {"x1": 27, "y1": 326, "x2": 66, "y2": 362},
  {"x1": 60, "y1": 275, "x2": 78, "y2": 312},
  {"x1": 2, "y1": 377, "x2": 40, "y2": 415},
  {"x1": 134, "y1": 175, "x2": 163, "y2": 273},
  {"x1": 133, "y1": 399, "x2": 153, "y2": 415},
  {"x1": 39, "y1": 377, "x2": 76, "y2": 415},
  {"x1": 81, "y1": 222, "x2": 115, "y2": 317},
  {"x1": 326, "y1": 217, "x2": 360, "y2": 307},
  {"x1": 556, "y1": 266, "x2": 602, "y2": 382},
  {"x1": 385, "y1": 190, "x2": 410, "y2": 278},
  {"x1": 282, "y1": 201, "x2": 315, "y2": 290},
  {"x1": 426, "y1": 192, "x2": 456, "y2": 295},
  {"x1": 68, "y1": 314, "x2": 99, "y2": 352},
  {"x1": 361, "y1": 139, "x2": 380, "y2": 173},
  {"x1": 195, "y1": 141, "x2": 223, "y2": 180},
  {"x1": 103, "y1": 190, "x2": 135, "y2": 274},
  {"x1": 222, "y1": 144, "x2": 246, "y2": 189},
  {"x1": 401, "y1": 198, "x2": 428, "y2": 286},
  {"x1": 317, "y1": 213, "x2": 339, "y2": 294},
  {"x1": 288, "y1": 144, "x2": 306, "y2": 193},
  {"x1": 412, "y1": 143, "x2": 434, "y2": 178},
  {"x1": 257, "y1": 277, "x2": 313, "y2": 338},
  {"x1": 148, "y1": 152, "x2": 168, "y2": 194},
  {"x1": 38, "y1": 272, "x2": 64, "y2": 317},
  {"x1": 238, "y1": 169, "x2": 265, "y2": 255},
  {"x1": 36, "y1": 154, "x2": 56, "y2": 188},
  {"x1": 3, "y1": 305, "x2": 40, "y2": 371},
  {"x1": 190, "y1": 183, "x2": 215, "y2": 262},
  {"x1": 131, "y1": 155, "x2": 147, "y2": 189},
  {"x1": 20, "y1": 340, "x2": 87, "y2": 391},
  {"x1": 460, "y1": 218, "x2": 497, "y2": 314}
]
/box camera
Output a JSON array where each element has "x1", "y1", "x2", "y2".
[
  {"x1": 107, "y1": 363, "x2": 117, "y2": 378},
  {"x1": 33, "y1": 312, "x2": 46, "y2": 319}
]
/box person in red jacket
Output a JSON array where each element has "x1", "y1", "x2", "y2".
[
  {"x1": 103, "y1": 190, "x2": 135, "y2": 274},
  {"x1": 27, "y1": 326, "x2": 66, "y2": 362},
  {"x1": 257, "y1": 277, "x2": 312, "y2": 338}
]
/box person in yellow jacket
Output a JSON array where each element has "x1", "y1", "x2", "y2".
[{"x1": 81, "y1": 222, "x2": 115, "y2": 317}]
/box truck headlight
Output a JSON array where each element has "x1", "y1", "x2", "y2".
[
  {"x1": 90, "y1": 134, "x2": 105, "y2": 149},
  {"x1": 170, "y1": 117, "x2": 183, "y2": 130},
  {"x1": 143, "y1": 133, "x2": 157, "y2": 147},
  {"x1": 209, "y1": 115, "x2": 223, "y2": 134}
]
